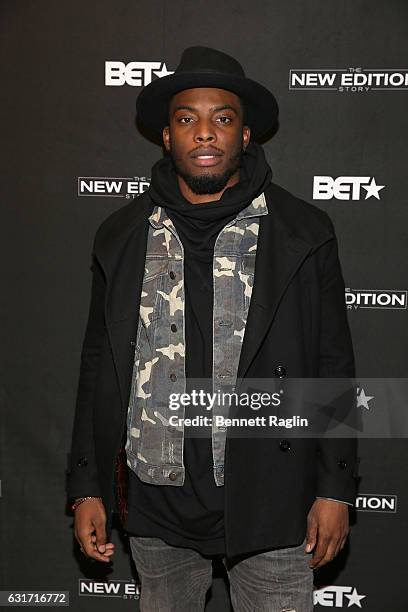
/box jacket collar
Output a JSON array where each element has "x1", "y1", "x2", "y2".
[{"x1": 147, "y1": 191, "x2": 269, "y2": 230}]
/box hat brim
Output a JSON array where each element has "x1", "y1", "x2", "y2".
[{"x1": 136, "y1": 71, "x2": 279, "y2": 140}]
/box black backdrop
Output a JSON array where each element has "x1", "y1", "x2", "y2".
[{"x1": 1, "y1": 1, "x2": 408, "y2": 610}]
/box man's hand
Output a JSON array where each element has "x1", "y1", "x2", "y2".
[
  {"x1": 305, "y1": 498, "x2": 349, "y2": 569},
  {"x1": 74, "y1": 498, "x2": 115, "y2": 562}
]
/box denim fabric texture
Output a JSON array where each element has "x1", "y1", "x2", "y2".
[{"x1": 129, "y1": 534, "x2": 313, "y2": 611}]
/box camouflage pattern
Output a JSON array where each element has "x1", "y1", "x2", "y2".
[{"x1": 125, "y1": 192, "x2": 268, "y2": 486}]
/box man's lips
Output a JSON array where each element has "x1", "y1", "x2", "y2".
[
  {"x1": 190, "y1": 148, "x2": 224, "y2": 158},
  {"x1": 189, "y1": 148, "x2": 224, "y2": 167}
]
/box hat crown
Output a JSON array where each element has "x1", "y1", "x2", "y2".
[{"x1": 176, "y1": 46, "x2": 245, "y2": 77}]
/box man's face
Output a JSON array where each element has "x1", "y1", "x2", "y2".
[{"x1": 162, "y1": 88, "x2": 250, "y2": 195}]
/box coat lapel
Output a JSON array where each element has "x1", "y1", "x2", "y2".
[{"x1": 236, "y1": 184, "x2": 334, "y2": 380}]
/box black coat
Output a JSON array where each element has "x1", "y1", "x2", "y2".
[{"x1": 66, "y1": 181, "x2": 359, "y2": 559}]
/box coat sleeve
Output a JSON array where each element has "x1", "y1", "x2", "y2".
[
  {"x1": 65, "y1": 243, "x2": 107, "y2": 501},
  {"x1": 315, "y1": 218, "x2": 360, "y2": 505}
]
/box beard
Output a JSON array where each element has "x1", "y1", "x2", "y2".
[{"x1": 169, "y1": 145, "x2": 244, "y2": 195}]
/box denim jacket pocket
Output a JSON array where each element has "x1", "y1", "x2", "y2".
[{"x1": 140, "y1": 258, "x2": 169, "y2": 326}]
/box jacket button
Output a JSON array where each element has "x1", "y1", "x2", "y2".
[
  {"x1": 169, "y1": 271, "x2": 176, "y2": 280},
  {"x1": 279, "y1": 440, "x2": 291, "y2": 452},
  {"x1": 274, "y1": 365, "x2": 286, "y2": 378},
  {"x1": 169, "y1": 373, "x2": 177, "y2": 382},
  {"x1": 171, "y1": 323, "x2": 177, "y2": 332},
  {"x1": 338, "y1": 460, "x2": 347, "y2": 470},
  {"x1": 77, "y1": 456, "x2": 88, "y2": 467},
  {"x1": 168, "y1": 471, "x2": 178, "y2": 481},
  {"x1": 218, "y1": 320, "x2": 232, "y2": 327}
]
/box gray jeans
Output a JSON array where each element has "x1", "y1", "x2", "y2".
[{"x1": 129, "y1": 535, "x2": 314, "y2": 612}]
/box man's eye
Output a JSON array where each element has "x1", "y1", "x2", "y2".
[{"x1": 178, "y1": 116, "x2": 231, "y2": 124}]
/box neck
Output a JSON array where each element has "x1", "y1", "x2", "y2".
[{"x1": 176, "y1": 169, "x2": 240, "y2": 204}]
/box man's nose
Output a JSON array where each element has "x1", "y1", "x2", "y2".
[{"x1": 194, "y1": 120, "x2": 216, "y2": 142}]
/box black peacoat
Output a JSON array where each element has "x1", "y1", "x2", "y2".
[{"x1": 66, "y1": 181, "x2": 359, "y2": 559}]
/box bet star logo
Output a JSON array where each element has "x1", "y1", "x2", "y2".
[
  {"x1": 105, "y1": 61, "x2": 173, "y2": 86},
  {"x1": 314, "y1": 585, "x2": 366, "y2": 607},
  {"x1": 313, "y1": 176, "x2": 384, "y2": 200},
  {"x1": 356, "y1": 387, "x2": 374, "y2": 410}
]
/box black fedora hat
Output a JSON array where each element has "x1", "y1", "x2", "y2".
[{"x1": 136, "y1": 46, "x2": 279, "y2": 140}]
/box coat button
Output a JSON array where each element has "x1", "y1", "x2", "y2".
[
  {"x1": 169, "y1": 271, "x2": 176, "y2": 280},
  {"x1": 171, "y1": 323, "x2": 177, "y2": 332},
  {"x1": 168, "y1": 471, "x2": 178, "y2": 481},
  {"x1": 170, "y1": 373, "x2": 177, "y2": 382},
  {"x1": 338, "y1": 460, "x2": 347, "y2": 470},
  {"x1": 279, "y1": 440, "x2": 291, "y2": 452},
  {"x1": 77, "y1": 456, "x2": 88, "y2": 467},
  {"x1": 274, "y1": 364, "x2": 287, "y2": 378}
]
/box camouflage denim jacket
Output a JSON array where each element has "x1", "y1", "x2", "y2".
[{"x1": 124, "y1": 192, "x2": 268, "y2": 487}]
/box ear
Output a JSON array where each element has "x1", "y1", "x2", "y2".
[
  {"x1": 242, "y1": 125, "x2": 251, "y2": 150},
  {"x1": 163, "y1": 126, "x2": 170, "y2": 152}
]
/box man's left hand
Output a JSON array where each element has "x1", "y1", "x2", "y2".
[{"x1": 305, "y1": 498, "x2": 349, "y2": 569}]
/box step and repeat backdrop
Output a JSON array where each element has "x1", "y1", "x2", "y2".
[{"x1": 2, "y1": 1, "x2": 408, "y2": 610}]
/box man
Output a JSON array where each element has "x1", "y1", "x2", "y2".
[{"x1": 67, "y1": 46, "x2": 359, "y2": 611}]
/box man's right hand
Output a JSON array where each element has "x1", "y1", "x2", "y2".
[{"x1": 74, "y1": 498, "x2": 115, "y2": 562}]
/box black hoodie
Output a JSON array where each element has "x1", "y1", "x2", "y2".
[{"x1": 124, "y1": 141, "x2": 272, "y2": 555}]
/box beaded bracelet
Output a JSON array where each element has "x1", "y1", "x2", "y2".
[{"x1": 71, "y1": 496, "x2": 102, "y2": 511}]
